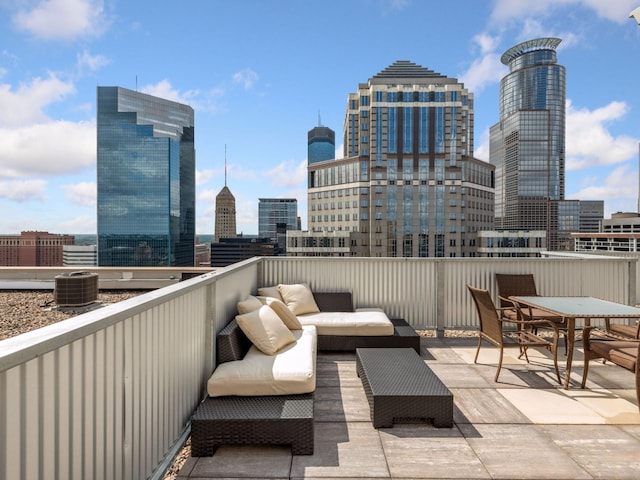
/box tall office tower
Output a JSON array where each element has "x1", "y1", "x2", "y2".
[
  {"x1": 490, "y1": 38, "x2": 566, "y2": 250},
  {"x1": 214, "y1": 154, "x2": 237, "y2": 242},
  {"x1": 214, "y1": 186, "x2": 237, "y2": 242},
  {"x1": 97, "y1": 86, "x2": 195, "y2": 266},
  {"x1": 258, "y1": 198, "x2": 298, "y2": 243},
  {"x1": 308, "y1": 123, "x2": 335, "y2": 164},
  {"x1": 308, "y1": 60, "x2": 495, "y2": 257}
]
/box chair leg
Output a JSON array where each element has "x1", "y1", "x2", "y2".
[
  {"x1": 581, "y1": 355, "x2": 590, "y2": 389},
  {"x1": 635, "y1": 370, "x2": 640, "y2": 413},
  {"x1": 474, "y1": 336, "x2": 482, "y2": 364},
  {"x1": 495, "y1": 345, "x2": 504, "y2": 382},
  {"x1": 551, "y1": 335, "x2": 561, "y2": 384}
]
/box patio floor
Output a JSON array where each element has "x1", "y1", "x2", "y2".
[{"x1": 177, "y1": 336, "x2": 640, "y2": 479}]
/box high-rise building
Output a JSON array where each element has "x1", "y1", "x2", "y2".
[
  {"x1": 308, "y1": 60, "x2": 495, "y2": 257},
  {"x1": 214, "y1": 186, "x2": 237, "y2": 242},
  {"x1": 214, "y1": 148, "x2": 237, "y2": 242},
  {"x1": 489, "y1": 38, "x2": 603, "y2": 251},
  {"x1": 490, "y1": 38, "x2": 566, "y2": 249},
  {"x1": 308, "y1": 124, "x2": 335, "y2": 164},
  {"x1": 97, "y1": 86, "x2": 195, "y2": 266},
  {"x1": 258, "y1": 198, "x2": 298, "y2": 244}
]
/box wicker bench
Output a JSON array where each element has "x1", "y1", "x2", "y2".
[
  {"x1": 191, "y1": 394, "x2": 314, "y2": 456},
  {"x1": 356, "y1": 347, "x2": 453, "y2": 428}
]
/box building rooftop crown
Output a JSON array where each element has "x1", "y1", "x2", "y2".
[
  {"x1": 500, "y1": 37, "x2": 562, "y2": 65},
  {"x1": 372, "y1": 60, "x2": 444, "y2": 80}
]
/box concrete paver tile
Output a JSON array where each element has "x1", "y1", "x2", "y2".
[
  {"x1": 379, "y1": 424, "x2": 490, "y2": 479},
  {"x1": 541, "y1": 424, "x2": 640, "y2": 479},
  {"x1": 450, "y1": 387, "x2": 531, "y2": 424},
  {"x1": 187, "y1": 445, "x2": 292, "y2": 478},
  {"x1": 291, "y1": 422, "x2": 389, "y2": 478},
  {"x1": 459, "y1": 423, "x2": 591, "y2": 479}
]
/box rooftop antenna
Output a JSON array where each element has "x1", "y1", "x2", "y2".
[
  {"x1": 318, "y1": 110, "x2": 322, "y2": 127},
  {"x1": 224, "y1": 144, "x2": 227, "y2": 187},
  {"x1": 135, "y1": 75, "x2": 138, "y2": 91}
]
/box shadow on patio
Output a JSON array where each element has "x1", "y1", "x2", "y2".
[{"x1": 176, "y1": 336, "x2": 640, "y2": 479}]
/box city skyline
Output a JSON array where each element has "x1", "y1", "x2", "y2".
[{"x1": 0, "y1": 0, "x2": 639, "y2": 235}]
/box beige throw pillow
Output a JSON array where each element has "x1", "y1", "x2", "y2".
[
  {"x1": 235, "y1": 305, "x2": 296, "y2": 355},
  {"x1": 257, "y1": 285, "x2": 283, "y2": 301},
  {"x1": 237, "y1": 295, "x2": 263, "y2": 314},
  {"x1": 257, "y1": 296, "x2": 303, "y2": 330},
  {"x1": 278, "y1": 283, "x2": 320, "y2": 315}
]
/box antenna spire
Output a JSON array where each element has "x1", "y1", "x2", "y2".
[
  {"x1": 318, "y1": 110, "x2": 321, "y2": 127},
  {"x1": 224, "y1": 144, "x2": 227, "y2": 187}
]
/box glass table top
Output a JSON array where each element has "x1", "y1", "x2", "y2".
[{"x1": 511, "y1": 296, "x2": 640, "y2": 318}]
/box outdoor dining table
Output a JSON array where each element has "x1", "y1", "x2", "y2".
[{"x1": 510, "y1": 296, "x2": 640, "y2": 389}]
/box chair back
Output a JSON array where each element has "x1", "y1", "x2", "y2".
[
  {"x1": 467, "y1": 284, "x2": 503, "y2": 345},
  {"x1": 495, "y1": 273, "x2": 538, "y2": 308}
]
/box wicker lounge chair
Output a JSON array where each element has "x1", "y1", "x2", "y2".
[
  {"x1": 495, "y1": 273, "x2": 568, "y2": 352},
  {"x1": 582, "y1": 326, "x2": 640, "y2": 411},
  {"x1": 467, "y1": 284, "x2": 561, "y2": 383}
]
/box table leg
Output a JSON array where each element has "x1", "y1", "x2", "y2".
[{"x1": 563, "y1": 317, "x2": 575, "y2": 389}]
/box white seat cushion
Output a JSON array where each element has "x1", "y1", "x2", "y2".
[
  {"x1": 298, "y1": 310, "x2": 394, "y2": 336},
  {"x1": 207, "y1": 326, "x2": 317, "y2": 396}
]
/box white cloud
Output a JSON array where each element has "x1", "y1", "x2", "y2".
[
  {"x1": 12, "y1": 0, "x2": 108, "y2": 41},
  {"x1": 460, "y1": 51, "x2": 505, "y2": 94},
  {"x1": 77, "y1": 50, "x2": 110, "y2": 73},
  {"x1": 197, "y1": 188, "x2": 218, "y2": 203},
  {"x1": 140, "y1": 79, "x2": 200, "y2": 107},
  {"x1": 0, "y1": 74, "x2": 75, "y2": 127},
  {"x1": 566, "y1": 99, "x2": 638, "y2": 170},
  {"x1": 58, "y1": 215, "x2": 96, "y2": 234},
  {"x1": 335, "y1": 143, "x2": 344, "y2": 159},
  {"x1": 232, "y1": 68, "x2": 259, "y2": 90},
  {"x1": 196, "y1": 169, "x2": 219, "y2": 186},
  {"x1": 266, "y1": 160, "x2": 307, "y2": 189},
  {"x1": 63, "y1": 181, "x2": 95, "y2": 207},
  {"x1": 474, "y1": 127, "x2": 491, "y2": 162},
  {"x1": 0, "y1": 120, "x2": 95, "y2": 178},
  {"x1": 459, "y1": 34, "x2": 506, "y2": 94},
  {"x1": 0, "y1": 180, "x2": 47, "y2": 201},
  {"x1": 570, "y1": 164, "x2": 638, "y2": 216}
]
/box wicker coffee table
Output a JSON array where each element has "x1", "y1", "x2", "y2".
[
  {"x1": 356, "y1": 348, "x2": 453, "y2": 428},
  {"x1": 191, "y1": 393, "x2": 314, "y2": 456}
]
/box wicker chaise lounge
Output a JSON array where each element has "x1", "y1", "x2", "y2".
[{"x1": 191, "y1": 318, "x2": 315, "y2": 455}]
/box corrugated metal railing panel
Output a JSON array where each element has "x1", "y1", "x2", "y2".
[
  {"x1": 0, "y1": 285, "x2": 210, "y2": 480},
  {"x1": 443, "y1": 258, "x2": 634, "y2": 329},
  {"x1": 0, "y1": 259, "x2": 266, "y2": 480},
  {"x1": 260, "y1": 258, "x2": 439, "y2": 328},
  {"x1": 1, "y1": 256, "x2": 638, "y2": 479},
  {"x1": 261, "y1": 257, "x2": 636, "y2": 331}
]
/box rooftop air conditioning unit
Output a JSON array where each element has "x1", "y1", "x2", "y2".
[{"x1": 54, "y1": 271, "x2": 99, "y2": 307}]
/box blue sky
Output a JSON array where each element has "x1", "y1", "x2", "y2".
[{"x1": 1, "y1": 0, "x2": 639, "y2": 236}]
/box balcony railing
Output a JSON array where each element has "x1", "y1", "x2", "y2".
[{"x1": 0, "y1": 256, "x2": 636, "y2": 479}]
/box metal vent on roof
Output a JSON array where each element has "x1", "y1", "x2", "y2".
[{"x1": 54, "y1": 271, "x2": 99, "y2": 307}]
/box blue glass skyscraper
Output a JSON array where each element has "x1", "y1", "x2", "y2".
[
  {"x1": 97, "y1": 86, "x2": 195, "y2": 266},
  {"x1": 490, "y1": 38, "x2": 566, "y2": 249}
]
